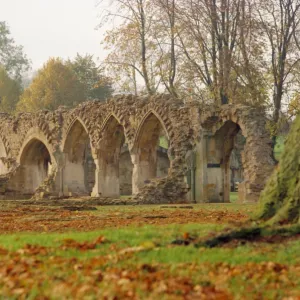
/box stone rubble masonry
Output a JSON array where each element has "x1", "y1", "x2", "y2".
[{"x1": 0, "y1": 95, "x2": 275, "y2": 204}]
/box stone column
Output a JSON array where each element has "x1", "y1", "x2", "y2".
[
  {"x1": 92, "y1": 152, "x2": 120, "y2": 198},
  {"x1": 205, "y1": 134, "x2": 224, "y2": 202},
  {"x1": 194, "y1": 134, "x2": 208, "y2": 203},
  {"x1": 131, "y1": 148, "x2": 157, "y2": 195},
  {"x1": 91, "y1": 157, "x2": 100, "y2": 197}
]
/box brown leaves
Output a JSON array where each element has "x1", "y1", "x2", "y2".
[
  {"x1": 0, "y1": 247, "x2": 8, "y2": 255},
  {"x1": 0, "y1": 206, "x2": 249, "y2": 233},
  {"x1": 61, "y1": 236, "x2": 106, "y2": 251}
]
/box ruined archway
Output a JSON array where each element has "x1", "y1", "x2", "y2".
[
  {"x1": 211, "y1": 120, "x2": 245, "y2": 202},
  {"x1": 132, "y1": 112, "x2": 170, "y2": 194},
  {"x1": 63, "y1": 119, "x2": 96, "y2": 196},
  {"x1": 94, "y1": 115, "x2": 133, "y2": 197},
  {"x1": 11, "y1": 138, "x2": 52, "y2": 195}
]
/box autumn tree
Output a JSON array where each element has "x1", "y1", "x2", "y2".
[
  {"x1": 17, "y1": 58, "x2": 85, "y2": 112},
  {"x1": 151, "y1": 0, "x2": 181, "y2": 97},
  {"x1": 0, "y1": 66, "x2": 22, "y2": 113},
  {"x1": 256, "y1": 0, "x2": 300, "y2": 125},
  {"x1": 287, "y1": 93, "x2": 300, "y2": 116},
  {"x1": 99, "y1": 0, "x2": 159, "y2": 95},
  {"x1": 176, "y1": 0, "x2": 268, "y2": 106},
  {"x1": 0, "y1": 22, "x2": 30, "y2": 82},
  {"x1": 66, "y1": 54, "x2": 113, "y2": 101}
]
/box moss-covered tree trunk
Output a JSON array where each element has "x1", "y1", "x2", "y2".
[{"x1": 256, "y1": 115, "x2": 300, "y2": 225}]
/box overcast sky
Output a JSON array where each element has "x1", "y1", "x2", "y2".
[{"x1": 0, "y1": 0, "x2": 109, "y2": 70}]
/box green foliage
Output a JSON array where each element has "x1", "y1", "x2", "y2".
[
  {"x1": 256, "y1": 115, "x2": 300, "y2": 225},
  {"x1": 0, "y1": 21, "x2": 30, "y2": 81},
  {"x1": 274, "y1": 135, "x2": 286, "y2": 161},
  {"x1": 66, "y1": 54, "x2": 113, "y2": 101},
  {"x1": 0, "y1": 66, "x2": 22, "y2": 113},
  {"x1": 17, "y1": 58, "x2": 85, "y2": 112},
  {"x1": 288, "y1": 93, "x2": 300, "y2": 117},
  {"x1": 159, "y1": 136, "x2": 169, "y2": 149}
]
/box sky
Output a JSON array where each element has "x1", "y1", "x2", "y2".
[{"x1": 0, "y1": 0, "x2": 110, "y2": 70}]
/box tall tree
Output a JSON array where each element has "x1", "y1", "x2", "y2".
[
  {"x1": 0, "y1": 66, "x2": 22, "y2": 113},
  {"x1": 153, "y1": 0, "x2": 180, "y2": 97},
  {"x1": 0, "y1": 22, "x2": 30, "y2": 82},
  {"x1": 177, "y1": 0, "x2": 267, "y2": 105},
  {"x1": 66, "y1": 54, "x2": 113, "y2": 101},
  {"x1": 100, "y1": 0, "x2": 160, "y2": 95},
  {"x1": 256, "y1": 0, "x2": 300, "y2": 125},
  {"x1": 17, "y1": 58, "x2": 85, "y2": 112}
]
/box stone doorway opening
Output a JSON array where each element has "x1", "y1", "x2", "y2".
[
  {"x1": 63, "y1": 120, "x2": 96, "y2": 196},
  {"x1": 133, "y1": 112, "x2": 170, "y2": 194},
  {"x1": 97, "y1": 116, "x2": 133, "y2": 198},
  {"x1": 17, "y1": 139, "x2": 52, "y2": 195},
  {"x1": 209, "y1": 120, "x2": 245, "y2": 202}
]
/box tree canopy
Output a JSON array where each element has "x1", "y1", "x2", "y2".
[
  {"x1": 0, "y1": 66, "x2": 22, "y2": 113},
  {"x1": 17, "y1": 58, "x2": 85, "y2": 112},
  {"x1": 0, "y1": 21, "x2": 30, "y2": 82},
  {"x1": 66, "y1": 54, "x2": 113, "y2": 101},
  {"x1": 99, "y1": 0, "x2": 300, "y2": 120}
]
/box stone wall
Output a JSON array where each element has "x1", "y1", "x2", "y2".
[
  {"x1": 0, "y1": 96, "x2": 275, "y2": 203},
  {"x1": 198, "y1": 104, "x2": 275, "y2": 202}
]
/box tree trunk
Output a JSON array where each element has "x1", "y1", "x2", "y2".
[{"x1": 256, "y1": 115, "x2": 300, "y2": 225}]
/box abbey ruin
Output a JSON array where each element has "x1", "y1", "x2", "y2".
[{"x1": 0, "y1": 95, "x2": 275, "y2": 204}]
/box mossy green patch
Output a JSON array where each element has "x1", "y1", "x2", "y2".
[{"x1": 257, "y1": 115, "x2": 300, "y2": 224}]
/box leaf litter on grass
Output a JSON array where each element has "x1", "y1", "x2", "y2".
[{"x1": 0, "y1": 203, "x2": 299, "y2": 299}]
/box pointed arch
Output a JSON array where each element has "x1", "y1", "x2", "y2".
[
  {"x1": 62, "y1": 118, "x2": 96, "y2": 196},
  {"x1": 132, "y1": 111, "x2": 170, "y2": 194},
  {"x1": 95, "y1": 114, "x2": 133, "y2": 197},
  {"x1": 62, "y1": 117, "x2": 92, "y2": 152},
  {"x1": 134, "y1": 110, "x2": 170, "y2": 147}
]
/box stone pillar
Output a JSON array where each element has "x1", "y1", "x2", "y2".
[
  {"x1": 92, "y1": 153, "x2": 120, "y2": 198},
  {"x1": 222, "y1": 160, "x2": 231, "y2": 203},
  {"x1": 54, "y1": 152, "x2": 64, "y2": 197},
  {"x1": 62, "y1": 152, "x2": 86, "y2": 196},
  {"x1": 194, "y1": 136, "x2": 207, "y2": 203},
  {"x1": 131, "y1": 148, "x2": 157, "y2": 195},
  {"x1": 91, "y1": 157, "x2": 100, "y2": 197},
  {"x1": 222, "y1": 137, "x2": 234, "y2": 203}
]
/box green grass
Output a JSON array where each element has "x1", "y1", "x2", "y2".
[
  {"x1": 0, "y1": 204, "x2": 299, "y2": 298},
  {"x1": 230, "y1": 192, "x2": 238, "y2": 203},
  {"x1": 0, "y1": 223, "x2": 299, "y2": 265},
  {"x1": 0, "y1": 223, "x2": 223, "y2": 253}
]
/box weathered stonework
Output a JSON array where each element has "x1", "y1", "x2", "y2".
[{"x1": 0, "y1": 95, "x2": 275, "y2": 203}]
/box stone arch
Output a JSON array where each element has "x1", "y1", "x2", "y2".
[
  {"x1": 93, "y1": 114, "x2": 133, "y2": 197},
  {"x1": 135, "y1": 110, "x2": 170, "y2": 141},
  {"x1": 205, "y1": 120, "x2": 244, "y2": 202},
  {"x1": 17, "y1": 128, "x2": 56, "y2": 165},
  {"x1": 198, "y1": 105, "x2": 274, "y2": 203},
  {"x1": 62, "y1": 118, "x2": 96, "y2": 196},
  {"x1": 132, "y1": 110, "x2": 171, "y2": 194},
  {"x1": 8, "y1": 129, "x2": 57, "y2": 196}
]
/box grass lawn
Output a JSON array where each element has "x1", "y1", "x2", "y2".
[
  {"x1": 230, "y1": 192, "x2": 238, "y2": 203},
  {"x1": 0, "y1": 203, "x2": 299, "y2": 299}
]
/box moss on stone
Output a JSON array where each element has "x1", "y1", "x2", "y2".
[{"x1": 256, "y1": 115, "x2": 300, "y2": 225}]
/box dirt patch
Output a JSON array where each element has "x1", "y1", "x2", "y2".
[{"x1": 0, "y1": 204, "x2": 249, "y2": 233}]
